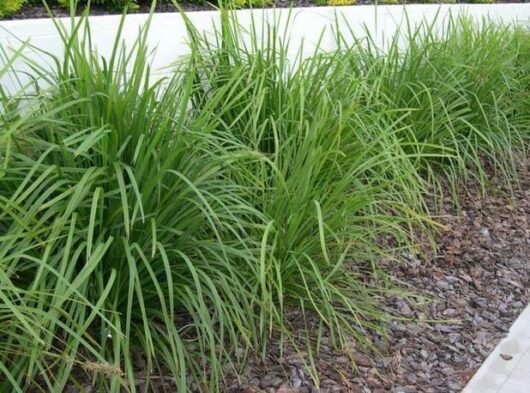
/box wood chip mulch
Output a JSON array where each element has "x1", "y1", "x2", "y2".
[{"x1": 224, "y1": 162, "x2": 530, "y2": 393}]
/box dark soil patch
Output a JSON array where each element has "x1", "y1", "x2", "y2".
[{"x1": 223, "y1": 163, "x2": 530, "y2": 393}]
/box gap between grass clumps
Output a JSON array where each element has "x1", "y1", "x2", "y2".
[{"x1": 0, "y1": 4, "x2": 528, "y2": 392}]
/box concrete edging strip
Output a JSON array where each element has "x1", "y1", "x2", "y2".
[{"x1": 463, "y1": 304, "x2": 530, "y2": 393}]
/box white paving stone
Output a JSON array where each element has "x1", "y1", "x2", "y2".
[{"x1": 464, "y1": 304, "x2": 530, "y2": 393}]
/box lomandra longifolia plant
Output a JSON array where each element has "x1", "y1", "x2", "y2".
[{"x1": 0, "y1": 7, "x2": 529, "y2": 392}]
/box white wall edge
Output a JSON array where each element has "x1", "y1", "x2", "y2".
[{"x1": 1, "y1": 4, "x2": 530, "y2": 91}]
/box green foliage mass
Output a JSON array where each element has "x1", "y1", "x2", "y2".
[
  {"x1": 0, "y1": 10, "x2": 528, "y2": 392},
  {"x1": 56, "y1": 0, "x2": 139, "y2": 10},
  {"x1": 0, "y1": 0, "x2": 25, "y2": 17}
]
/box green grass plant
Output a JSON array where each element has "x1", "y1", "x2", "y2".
[
  {"x1": 335, "y1": 15, "x2": 530, "y2": 196},
  {"x1": 0, "y1": 0, "x2": 25, "y2": 17},
  {"x1": 0, "y1": 7, "x2": 528, "y2": 392}
]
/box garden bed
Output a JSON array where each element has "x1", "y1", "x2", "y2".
[
  {"x1": 1, "y1": 6, "x2": 529, "y2": 393},
  {"x1": 222, "y1": 163, "x2": 530, "y2": 393}
]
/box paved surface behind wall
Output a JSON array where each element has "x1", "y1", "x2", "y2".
[{"x1": 464, "y1": 304, "x2": 530, "y2": 393}]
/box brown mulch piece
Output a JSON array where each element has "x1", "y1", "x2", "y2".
[{"x1": 224, "y1": 164, "x2": 530, "y2": 393}]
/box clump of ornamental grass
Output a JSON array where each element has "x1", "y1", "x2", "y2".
[
  {"x1": 1, "y1": 7, "x2": 529, "y2": 393},
  {"x1": 183, "y1": 6, "x2": 430, "y2": 349},
  {"x1": 0, "y1": 11, "x2": 266, "y2": 392},
  {"x1": 335, "y1": 16, "x2": 530, "y2": 199},
  {"x1": 0, "y1": 8, "x2": 427, "y2": 392}
]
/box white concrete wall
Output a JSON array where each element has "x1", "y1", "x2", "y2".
[{"x1": 1, "y1": 4, "x2": 530, "y2": 92}]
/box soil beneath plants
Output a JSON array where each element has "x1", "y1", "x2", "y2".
[
  {"x1": 3, "y1": 1, "x2": 527, "y2": 21},
  {"x1": 222, "y1": 163, "x2": 530, "y2": 393}
]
